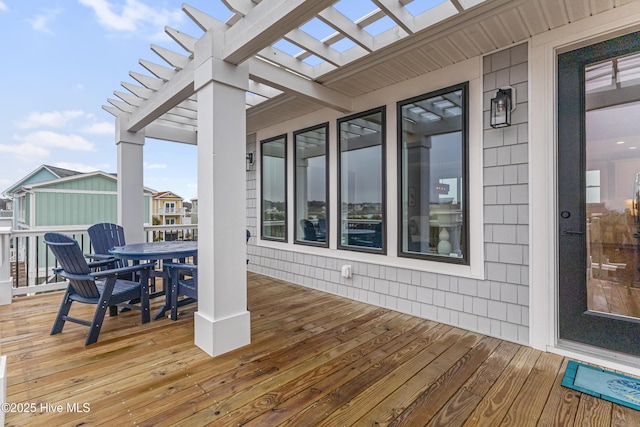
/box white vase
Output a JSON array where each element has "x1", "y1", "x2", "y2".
[{"x1": 437, "y1": 228, "x2": 451, "y2": 255}]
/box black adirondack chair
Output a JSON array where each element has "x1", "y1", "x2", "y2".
[{"x1": 44, "y1": 232, "x2": 154, "y2": 345}]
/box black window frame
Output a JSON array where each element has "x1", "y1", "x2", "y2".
[
  {"x1": 260, "y1": 134, "x2": 288, "y2": 242},
  {"x1": 337, "y1": 106, "x2": 387, "y2": 254},
  {"x1": 294, "y1": 122, "x2": 330, "y2": 248},
  {"x1": 396, "y1": 82, "x2": 470, "y2": 265}
]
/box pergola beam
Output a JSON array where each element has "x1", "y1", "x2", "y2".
[
  {"x1": 247, "y1": 57, "x2": 352, "y2": 113},
  {"x1": 248, "y1": 80, "x2": 283, "y2": 98},
  {"x1": 145, "y1": 122, "x2": 197, "y2": 145},
  {"x1": 256, "y1": 46, "x2": 318, "y2": 78},
  {"x1": 223, "y1": 0, "x2": 338, "y2": 65}
]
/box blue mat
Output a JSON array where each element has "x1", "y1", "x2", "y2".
[{"x1": 562, "y1": 360, "x2": 640, "y2": 410}]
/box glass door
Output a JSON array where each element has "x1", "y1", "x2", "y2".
[{"x1": 558, "y1": 32, "x2": 640, "y2": 355}]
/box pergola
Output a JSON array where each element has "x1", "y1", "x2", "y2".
[{"x1": 102, "y1": 0, "x2": 621, "y2": 356}]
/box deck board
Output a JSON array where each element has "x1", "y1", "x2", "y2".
[{"x1": 1, "y1": 272, "x2": 639, "y2": 426}]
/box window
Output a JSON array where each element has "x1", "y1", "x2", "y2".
[
  {"x1": 261, "y1": 135, "x2": 287, "y2": 241},
  {"x1": 165, "y1": 218, "x2": 176, "y2": 225},
  {"x1": 17, "y1": 194, "x2": 26, "y2": 222},
  {"x1": 295, "y1": 123, "x2": 329, "y2": 246},
  {"x1": 338, "y1": 107, "x2": 386, "y2": 252},
  {"x1": 398, "y1": 83, "x2": 468, "y2": 264},
  {"x1": 164, "y1": 202, "x2": 175, "y2": 213}
]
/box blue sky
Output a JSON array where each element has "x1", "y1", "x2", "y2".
[{"x1": 0, "y1": 0, "x2": 231, "y2": 201}]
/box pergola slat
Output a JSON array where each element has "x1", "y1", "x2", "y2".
[
  {"x1": 223, "y1": 0, "x2": 338, "y2": 65},
  {"x1": 139, "y1": 59, "x2": 177, "y2": 81},
  {"x1": 121, "y1": 82, "x2": 154, "y2": 100},
  {"x1": 317, "y1": 7, "x2": 374, "y2": 52},
  {"x1": 150, "y1": 44, "x2": 191, "y2": 70},
  {"x1": 371, "y1": 0, "x2": 415, "y2": 34},
  {"x1": 165, "y1": 27, "x2": 199, "y2": 54}
]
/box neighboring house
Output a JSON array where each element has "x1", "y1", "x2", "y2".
[
  {"x1": 152, "y1": 191, "x2": 188, "y2": 225},
  {"x1": 0, "y1": 198, "x2": 12, "y2": 218},
  {"x1": 152, "y1": 191, "x2": 189, "y2": 240},
  {"x1": 2, "y1": 165, "x2": 155, "y2": 283},
  {"x1": 3, "y1": 165, "x2": 154, "y2": 230},
  {"x1": 104, "y1": 1, "x2": 640, "y2": 373}
]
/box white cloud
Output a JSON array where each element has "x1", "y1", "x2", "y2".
[
  {"x1": 16, "y1": 110, "x2": 87, "y2": 129},
  {"x1": 14, "y1": 131, "x2": 96, "y2": 152},
  {"x1": 28, "y1": 9, "x2": 61, "y2": 34},
  {"x1": 143, "y1": 162, "x2": 166, "y2": 170},
  {"x1": 0, "y1": 143, "x2": 50, "y2": 160},
  {"x1": 0, "y1": 2, "x2": 7, "y2": 12},
  {"x1": 82, "y1": 121, "x2": 114, "y2": 135},
  {"x1": 53, "y1": 162, "x2": 100, "y2": 173},
  {"x1": 79, "y1": 0, "x2": 184, "y2": 35}
]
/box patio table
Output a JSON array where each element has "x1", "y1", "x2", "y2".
[{"x1": 109, "y1": 241, "x2": 197, "y2": 319}]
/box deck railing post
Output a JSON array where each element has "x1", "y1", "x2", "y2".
[{"x1": 0, "y1": 218, "x2": 13, "y2": 305}]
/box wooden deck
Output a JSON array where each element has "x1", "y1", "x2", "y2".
[{"x1": 2, "y1": 272, "x2": 640, "y2": 426}]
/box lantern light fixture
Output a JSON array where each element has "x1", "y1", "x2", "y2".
[
  {"x1": 490, "y1": 87, "x2": 516, "y2": 128},
  {"x1": 246, "y1": 151, "x2": 254, "y2": 171}
]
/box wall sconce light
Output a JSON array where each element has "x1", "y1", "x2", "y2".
[
  {"x1": 490, "y1": 87, "x2": 515, "y2": 128},
  {"x1": 246, "y1": 151, "x2": 254, "y2": 171}
]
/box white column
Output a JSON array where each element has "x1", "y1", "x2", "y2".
[
  {"x1": 0, "y1": 218, "x2": 13, "y2": 305},
  {"x1": 116, "y1": 117, "x2": 146, "y2": 244},
  {"x1": 193, "y1": 32, "x2": 250, "y2": 357}
]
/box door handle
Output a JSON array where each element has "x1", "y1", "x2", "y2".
[{"x1": 562, "y1": 229, "x2": 583, "y2": 235}]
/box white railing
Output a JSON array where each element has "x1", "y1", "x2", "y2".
[
  {"x1": 0, "y1": 222, "x2": 198, "y2": 301},
  {"x1": 144, "y1": 223, "x2": 197, "y2": 242},
  {"x1": 157, "y1": 207, "x2": 187, "y2": 215}
]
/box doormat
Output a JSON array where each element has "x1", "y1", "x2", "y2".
[{"x1": 562, "y1": 360, "x2": 640, "y2": 411}]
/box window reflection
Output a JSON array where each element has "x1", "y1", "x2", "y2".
[
  {"x1": 261, "y1": 135, "x2": 287, "y2": 241},
  {"x1": 399, "y1": 84, "x2": 468, "y2": 263},
  {"x1": 295, "y1": 124, "x2": 328, "y2": 245},
  {"x1": 338, "y1": 108, "x2": 385, "y2": 251},
  {"x1": 585, "y1": 52, "x2": 640, "y2": 318}
]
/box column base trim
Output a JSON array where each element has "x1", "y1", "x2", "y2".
[{"x1": 194, "y1": 310, "x2": 251, "y2": 357}]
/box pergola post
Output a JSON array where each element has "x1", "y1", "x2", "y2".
[
  {"x1": 116, "y1": 117, "x2": 146, "y2": 244},
  {"x1": 193, "y1": 32, "x2": 250, "y2": 356}
]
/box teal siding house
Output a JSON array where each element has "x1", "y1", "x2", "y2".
[{"x1": 3, "y1": 165, "x2": 154, "y2": 230}]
